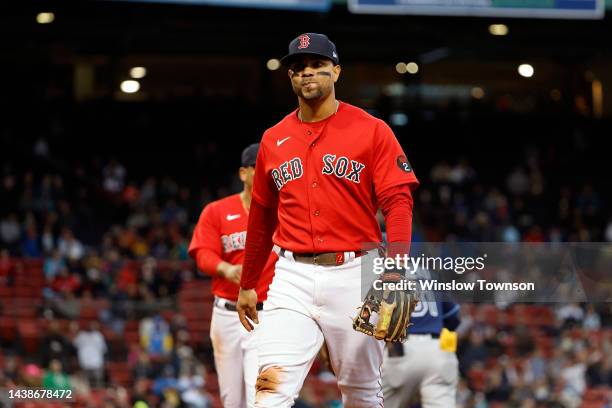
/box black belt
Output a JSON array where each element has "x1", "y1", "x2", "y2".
[{"x1": 215, "y1": 298, "x2": 263, "y2": 312}]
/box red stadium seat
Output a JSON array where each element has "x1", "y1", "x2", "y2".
[
  {"x1": 579, "y1": 403, "x2": 605, "y2": 408},
  {"x1": 0, "y1": 317, "x2": 17, "y2": 343},
  {"x1": 22, "y1": 259, "x2": 43, "y2": 269},
  {"x1": 188, "y1": 331, "x2": 208, "y2": 347},
  {"x1": 107, "y1": 361, "x2": 132, "y2": 387},
  {"x1": 124, "y1": 330, "x2": 140, "y2": 347},
  {"x1": 160, "y1": 309, "x2": 176, "y2": 322},
  {"x1": 0, "y1": 285, "x2": 13, "y2": 298},
  {"x1": 467, "y1": 366, "x2": 486, "y2": 392},
  {"x1": 17, "y1": 319, "x2": 40, "y2": 354},
  {"x1": 205, "y1": 372, "x2": 219, "y2": 393}
]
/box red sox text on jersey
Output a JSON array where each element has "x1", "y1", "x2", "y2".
[
  {"x1": 252, "y1": 101, "x2": 419, "y2": 253},
  {"x1": 271, "y1": 155, "x2": 365, "y2": 190},
  {"x1": 188, "y1": 194, "x2": 275, "y2": 301}
]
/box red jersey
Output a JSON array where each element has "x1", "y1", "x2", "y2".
[
  {"x1": 252, "y1": 101, "x2": 419, "y2": 253},
  {"x1": 188, "y1": 194, "x2": 275, "y2": 301}
]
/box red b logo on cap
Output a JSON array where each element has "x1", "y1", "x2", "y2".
[{"x1": 298, "y1": 34, "x2": 310, "y2": 49}]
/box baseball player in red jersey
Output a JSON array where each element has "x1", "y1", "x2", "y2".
[
  {"x1": 236, "y1": 33, "x2": 419, "y2": 407},
  {"x1": 188, "y1": 143, "x2": 275, "y2": 408}
]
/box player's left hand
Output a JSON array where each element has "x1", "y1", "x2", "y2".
[
  {"x1": 353, "y1": 271, "x2": 419, "y2": 342},
  {"x1": 237, "y1": 287, "x2": 259, "y2": 332}
]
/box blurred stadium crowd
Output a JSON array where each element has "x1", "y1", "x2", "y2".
[{"x1": 0, "y1": 101, "x2": 611, "y2": 408}]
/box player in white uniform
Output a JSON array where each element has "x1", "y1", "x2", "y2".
[
  {"x1": 382, "y1": 293, "x2": 461, "y2": 408},
  {"x1": 236, "y1": 33, "x2": 419, "y2": 407},
  {"x1": 188, "y1": 144, "x2": 275, "y2": 408}
]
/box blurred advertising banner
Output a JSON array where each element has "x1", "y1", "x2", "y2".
[
  {"x1": 348, "y1": 0, "x2": 604, "y2": 19},
  {"x1": 112, "y1": 0, "x2": 331, "y2": 11}
]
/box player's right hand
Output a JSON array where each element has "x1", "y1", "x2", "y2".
[
  {"x1": 218, "y1": 263, "x2": 242, "y2": 285},
  {"x1": 237, "y1": 287, "x2": 259, "y2": 332}
]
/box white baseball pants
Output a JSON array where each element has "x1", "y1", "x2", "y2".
[
  {"x1": 254, "y1": 251, "x2": 384, "y2": 408},
  {"x1": 210, "y1": 299, "x2": 259, "y2": 408},
  {"x1": 381, "y1": 335, "x2": 458, "y2": 408}
]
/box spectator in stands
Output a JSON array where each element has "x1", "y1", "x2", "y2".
[
  {"x1": 102, "y1": 158, "x2": 126, "y2": 194},
  {"x1": 161, "y1": 199, "x2": 187, "y2": 226},
  {"x1": 99, "y1": 285, "x2": 128, "y2": 334},
  {"x1": 484, "y1": 356, "x2": 512, "y2": 401},
  {"x1": 459, "y1": 330, "x2": 489, "y2": 372},
  {"x1": 141, "y1": 257, "x2": 161, "y2": 296},
  {"x1": 526, "y1": 349, "x2": 547, "y2": 382},
  {"x1": 52, "y1": 290, "x2": 81, "y2": 320},
  {"x1": 157, "y1": 262, "x2": 183, "y2": 298},
  {"x1": 132, "y1": 378, "x2": 154, "y2": 407},
  {"x1": 41, "y1": 223, "x2": 55, "y2": 254},
  {"x1": 0, "y1": 213, "x2": 20, "y2": 252},
  {"x1": 560, "y1": 351, "x2": 587, "y2": 407},
  {"x1": 73, "y1": 321, "x2": 107, "y2": 388},
  {"x1": 557, "y1": 303, "x2": 585, "y2": 330},
  {"x1": 586, "y1": 346, "x2": 610, "y2": 387},
  {"x1": 82, "y1": 257, "x2": 108, "y2": 298},
  {"x1": 152, "y1": 364, "x2": 180, "y2": 404},
  {"x1": 58, "y1": 228, "x2": 84, "y2": 262},
  {"x1": 583, "y1": 304, "x2": 601, "y2": 331},
  {"x1": 506, "y1": 166, "x2": 530, "y2": 196},
  {"x1": 140, "y1": 314, "x2": 173, "y2": 358},
  {"x1": 133, "y1": 348, "x2": 155, "y2": 380},
  {"x1": 177, "y1": 361, "x2": 210, "y2": 408},
  {"x1": 40, "y1": 320, "x2": 74, "y2": 370},
  {"x1": 21, "y1": 223, "x2": 41, "y2": 258},
  {"x1": 172, "y1": 330, "x2": 194, "y2": 376},
  {"x1": 51, "y1": 266, "x2": 81, "y2": 296},
  {"x1": 3, "y1": 355, "x2": 19, "y2": 385},
  {"x1": 43, "y1": 359, "x2": 71, "y2": 391},
  {"x1": 43, "y1": 249, "x2": 65, "y2": 282},
  {"x1": 139, "y1": 177, "x2": 157, "y2": 207},
  {"x1": 22, "y1": 363, "x2": 44, "y2": 387}
]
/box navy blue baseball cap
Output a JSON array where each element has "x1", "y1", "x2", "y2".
[
  {"x1": 241, "y1": 143, "x2": 259, "y2": 167},
  {"x1": 280, "y1": 33, "x2": 339, "y2": 67}
]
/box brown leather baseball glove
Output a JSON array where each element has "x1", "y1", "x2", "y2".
[{"x1": 352, "y1": 272, "x2": 419, "y2": 343}]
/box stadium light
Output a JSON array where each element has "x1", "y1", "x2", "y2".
[
  {"x1": 518, "y1": 64, "x2": 534, "y2": 78},
  {"x1": 120, "y1": 80, "x2": 140, "y2": 94},
  {"x1": 266, "y1": 59, "x2": 280, "y2": 71},
  {"x1": 471, "y1": 87, "x2": 485, "y2": 99},
  {"x1": 130, "y1": 67, "x2": 147, "y2": 79},
  {"x1": 489, "y1": 24, "x2": 508, "y2": 36},
  {"x1": 395, "y1": 62, "x2": 407, "y2": 74},
  {"x1": 36, "y1": 12, "x2": 55, "y2": 24},
  {"x1": 406, "y1": 62, "x2": 419, "y2": 74}
]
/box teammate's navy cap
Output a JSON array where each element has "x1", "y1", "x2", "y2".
[
  {"x1": 241, "y1": 143, "x2": 259, "y2": 167},
  {"x1": 281, "y1": 33, "x2": 339, "y2": 67}
]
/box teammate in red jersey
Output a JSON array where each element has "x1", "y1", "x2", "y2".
[
  {"x1": 189, "y1": 143, "x2": 275, "y2": 408},
  {"x1": 237, "y1": 33, "x2": 419, "y2": 407}
]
